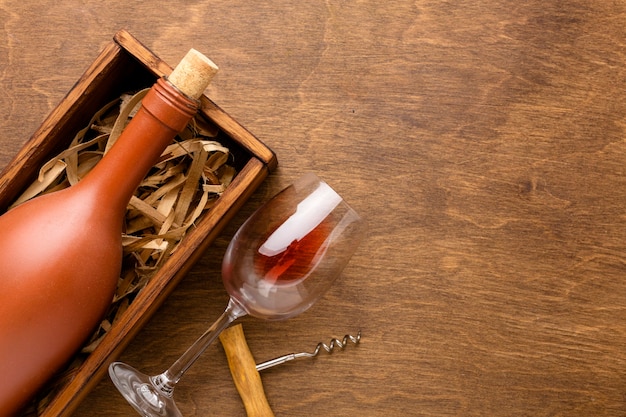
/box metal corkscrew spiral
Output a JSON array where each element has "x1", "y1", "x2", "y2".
[{"x1": 255, "y1": 330, "x2": 362, "y2": 372}]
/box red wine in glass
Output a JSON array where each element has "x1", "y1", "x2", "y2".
[{"x1": 254, "y1": 218, "x2": 330, "y2": 284}]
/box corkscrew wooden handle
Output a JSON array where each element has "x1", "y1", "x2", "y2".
[{"x1": 219, "y1": 324, "x2": 275, "y2": 417}]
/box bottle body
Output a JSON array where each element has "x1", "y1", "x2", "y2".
[
  {"x1": 0, "y1": 77, "x2": 198, "y2": 415},
  {"x1": 0, "y1": 186, "x2": 122, "y2": 415}
]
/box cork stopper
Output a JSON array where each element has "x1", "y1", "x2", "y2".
[{"x1": 168, "y1": 49, "x2": 219, "y2": 100}]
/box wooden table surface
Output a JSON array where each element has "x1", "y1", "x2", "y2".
[{"x1": 3, "y1": 1, "x2": 626, "y2": 416}]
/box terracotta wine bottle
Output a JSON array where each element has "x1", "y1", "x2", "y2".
[{"x1": 0, "y1": 48, "x2": 218, "y2": 415}]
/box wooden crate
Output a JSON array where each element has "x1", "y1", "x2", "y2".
[{"x1": 0, "y1": 29, "x2": 277, "y2": 416}]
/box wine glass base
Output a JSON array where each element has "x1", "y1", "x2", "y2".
[{"x1": 109, "y1": 361, "x2": 182, "y2": 417}]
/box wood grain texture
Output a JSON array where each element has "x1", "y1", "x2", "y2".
[{"x1": 2, "y1": 1, "x2": 626, "y2": 416}]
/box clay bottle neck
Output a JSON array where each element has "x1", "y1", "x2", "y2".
[{"x1": 77, "y1": 78, "x2": 198, "y2": 216}]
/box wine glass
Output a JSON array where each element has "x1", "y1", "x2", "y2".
[{"x1": 108, "y1": 172, "x2": 365, "y2": 416}]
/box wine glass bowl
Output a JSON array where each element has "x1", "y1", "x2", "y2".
[
  {"x1": 109, "y1": 173, "x2": 365, "y2": 416},
  {"x1": 223, "y1": 172, "x2": 364, "y2": 320}
]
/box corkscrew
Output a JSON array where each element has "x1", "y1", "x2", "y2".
[
  {"x1": 219, "y1": 325, "x2": 361, "y2": 417},
  {"x1": 255, "y1": 329, "x2": 361, "y2": 371}
]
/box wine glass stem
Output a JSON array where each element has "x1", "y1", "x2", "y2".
[{"x1": 154, "y1": 298, "x2": 247, "y2": 393}]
